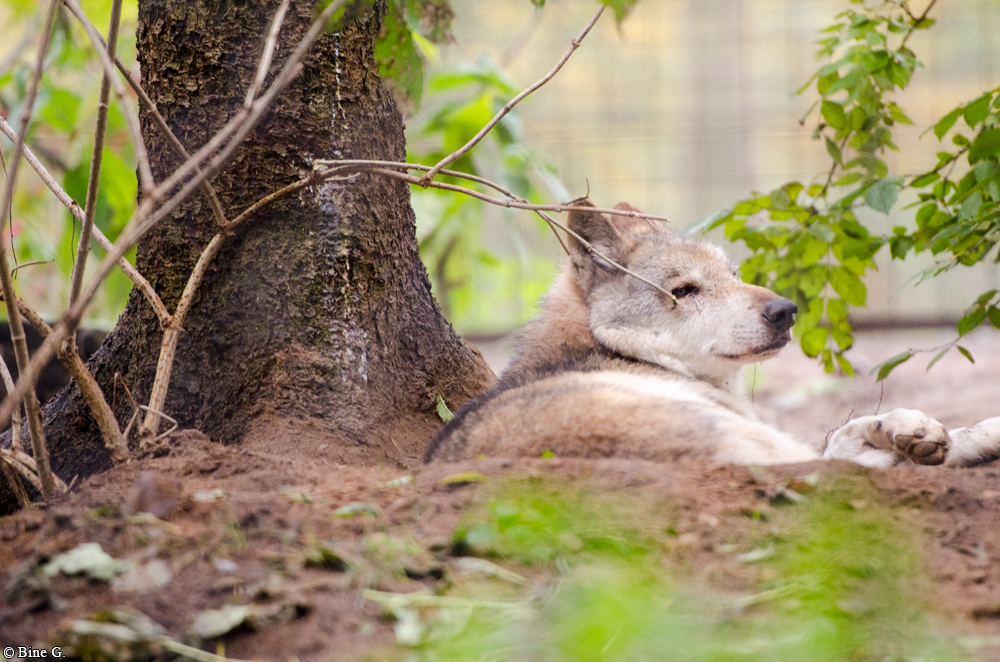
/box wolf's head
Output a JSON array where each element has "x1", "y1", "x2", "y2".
[{"x1": 564, "y1": 200, "x2": 797, "y2": 387}]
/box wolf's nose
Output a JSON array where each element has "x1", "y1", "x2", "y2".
[{"x1": 762, "y1": 298, "x2": 798, "y2": 331}]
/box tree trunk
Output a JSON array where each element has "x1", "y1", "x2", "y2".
[{"x1": 0, "y1": 0, "x2": 494, "y2": 513}]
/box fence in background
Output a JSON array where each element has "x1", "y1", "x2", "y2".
[{"x1": 429, "y1": 0, "x2": 1000, "y2": 326}]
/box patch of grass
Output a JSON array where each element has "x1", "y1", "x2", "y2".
[
  {"x1": 395, "y1": 476, "x2": 968, "y2": 662},
  {"x1": 452, "y1": 478, "x2": 655, "y2": 564}
]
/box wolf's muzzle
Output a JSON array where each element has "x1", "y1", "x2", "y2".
[{"x1": 762, "y1": 298, "x2": 798, "y2": 332}]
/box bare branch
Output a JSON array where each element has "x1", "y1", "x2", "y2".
[
  {"x1": 0, "y1": 452, "x2": 28, "y2": 508},
  {"x1": 315, "y1": 159, "x2": 673, "y2": 222},
  {"x1": 69, "y1": 0, "x2": 125, "y2": 307},
  {"x1": 141, "y1": 234, "x2": 222, "y2": 439},
  {"x1": 0, "y1": 0, "x2": 62, "y2": 501},
  {"x1": 14, "y1": 299, "x2": 129, "y2": 463},
  {"x1": 363, "y1": 167, "x2": 678, "y2": 305},
  {"x1": 900, "y1": 0, "x2": 939, "y2": 48},
  {"x1": 245, "y1": 0, "x2": 291, "y2": 108},
  {"x1": 421, "y1": 5, "x2": 605, "y2": 182},
  {"x1": 62, "y1": 0, "x2": 155, "y2": 196},
  {"x1": 0, "y1": 351, "x2": 23, "y2": 454},
  {"x1": 0, "y1": 114, "x2": 171, "y2": 325},
  {"x1": 0, "y1": 448, "x2": 42, "y2": 495}
]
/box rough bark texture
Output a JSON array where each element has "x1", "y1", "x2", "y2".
[{"x1": 0, "y1": 0, "x2": 494, "y2": 513}]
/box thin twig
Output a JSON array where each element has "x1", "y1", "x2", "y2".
[
  {"x1": 0, "y1": 452, "x2": 28, "y2": 507},
  {"x1": 245, "y1": 0, "x2": 291, "y2": 108},
  {"x1": 140, "y1": 234, "x2": 222, "y2": 440},
  {"x1": 68, "y1": 0, "x2": 124, "y2": 307},
  {"x1": 361, "y1": 167, "x2": 678, "y2": 303},
  {"x1": 12, "y1": 298, "x2": 129, "y2": 463},
  {"x1": 115, "y1": 373, "x2": 141, "y2": 442},
  {"x1": 0, "y1": 0, "x2": 62, "y2": 502},
  {"x1": 10, "y1": 260, "x2": 53, "y2": 275},
  {"x1": 62, "y1": 0, "x2": 154, "y2": 196},
  {"x1": 900, "y1": 0, "x2": 939, "y2": 48},
  {"x1": 0, "y1": 351, "x2": 23, "y2": 453},
  {"x1": 0, "y1": 448, "x2": 42, "y2": 494},
  {"x1": 421, "y1": 5, "x2": 605, "y2": 182},
  {"x1": 0, "y1": 0, "x2": 349, "y2": 432},
  {"x1": 139, "y1": 405, "x2": 178, "y2": 443},
  {"x1": 0, "y1": 114, "x2": 171, "y2": 324},
  {"x1": 314, "y1": 159, "x2": 672, "y2": 222}
]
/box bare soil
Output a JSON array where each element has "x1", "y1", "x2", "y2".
[{"x1": 2, "y1": 328, "x2": 1000, "y2": 661}]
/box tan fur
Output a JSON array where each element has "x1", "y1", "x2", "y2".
[{"x1": 426, "y1": 201, "x2": 1000, "y2": 469}]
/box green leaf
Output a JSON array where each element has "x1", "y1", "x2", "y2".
[
  {"x1": 829, "y1": 267, "x2": 866, "y2": 306},
  {"x1": 933, "y1": 107, "x2": 963, "y2": 140},
  {"x1": 825, "y1": 137, "x2": 843, "y2": 165},
  {"x1": 957, "y1": 346, "x2": 975, "y2": 364},
  {"x1": 375, "y1": 1, "x2": 426, "y2": 107},
  {"x1": 887, "y1": 102, "x2": 913, "y2": 125},
  {"x1": 822, "y1": 348, "x2": 834, "y2": 373},
  {"x1": 835, "y1": 353, "x2": 855, "y2": 377},
  {"x1": 600, "y1": 0, "x2": 640, "y2": 22},
  {"x1": 871, "y1": 351, "x2": 913, "y2": 381},
  {"x1": 926, "y1": 347, "x2": 949, "y2": 372},
  {"x1": 969, "y1": 128, "x2": 1000, "y2": 163},
  {"x1": 435, "y1": 394, "x2": 454, "y2": 422},
  {"x1": 807, "y1": 222, "x2": 836, "y2": 242},
  {"x1": 770, "y1": 189, "x2": 791, "y2": 211},
  {"x1": 910, "y1": 172, "x2": 939, "y2": 188},
  {"x1": 821, "y1": 100, "x2": 847, "y2": 130},
  {"x1": 958, "y1": 307, "x2": 987, "y2": 336},
  {"x1": 800, "y1": 326, "x2": 828, "y2": 358},
  {"x1": 835, "y1": 172, "x2": 864, "y2": 187},
  {"x1": 864, "y1": 179, "x2": 899, "y2": 214},
  {"x1": 38, "y1": 87, "x2": 81, "y2": 133},
  {"x1": 964, "y1": 93, "x2": 993, "y2": 128},
  {"x1": 989, "y1": 306, "x2": 1000, "y2": 329}
]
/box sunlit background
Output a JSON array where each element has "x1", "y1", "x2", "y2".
[{"x1": 1, "y1": 0, "x2": 999, "y2": 333}]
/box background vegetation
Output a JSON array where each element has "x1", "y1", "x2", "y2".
[{"x1": 4, "y1": 0, "x2": 1000, "y2": 375}]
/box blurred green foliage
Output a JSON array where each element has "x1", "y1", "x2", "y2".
[
  {"x1": 406, "y1": 55, "x2": 563, "y2": 333},
  {"x1": 1, "y1": 0, "x2": 138, "y2": 326},
  {"x1": 386, "y1": 477, "x2": 965, "y2": 661},
  {"x1": 700, "y1": 0, "x2": 1000, "y2": 378}
]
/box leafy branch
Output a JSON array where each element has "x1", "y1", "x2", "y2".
[{"x1": 704, "y1": 0, "x2": 999, "y2": 380}]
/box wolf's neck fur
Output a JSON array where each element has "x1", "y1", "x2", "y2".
[{"x1": 507, "y1": 268, "x2": 748, "y2": 405}]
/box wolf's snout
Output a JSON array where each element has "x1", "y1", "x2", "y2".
[{"x1": 762, "y1": 298, "x2": 797, "y2": 331}]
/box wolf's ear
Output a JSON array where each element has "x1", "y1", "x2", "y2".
[{"x1": 567, "y1": 201, "x2": 629, "y2": 273}]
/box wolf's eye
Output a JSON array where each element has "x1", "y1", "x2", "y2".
[{"x1": 671, "y1": 284, "x2": 698, "y2": 299}]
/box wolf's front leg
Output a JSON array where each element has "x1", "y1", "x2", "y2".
[
  {"x1": 945, "y1": 418, "x2": 1000, "y2": 467},
  {"x1": 823, "y1": 409, "x2": 950, "y2": 468}
]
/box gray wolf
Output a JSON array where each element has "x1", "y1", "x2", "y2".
[{"x1": 426, "y1": 200, "x2": 1000, "y2": 468}]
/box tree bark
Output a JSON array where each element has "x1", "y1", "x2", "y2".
[{"x1": 0, "y1": 0, "x2": 494, "y2": 513}]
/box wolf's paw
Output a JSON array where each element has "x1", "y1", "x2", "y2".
[{"x1": 879, "y1": 409, "x2": 950, "y2": 466}]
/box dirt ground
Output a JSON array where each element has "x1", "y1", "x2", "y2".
[{"x1": 2, "y1": 327, "x2": 1000, "y2": 661}]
